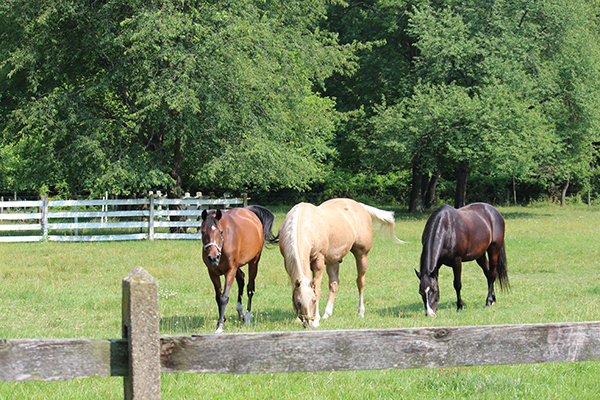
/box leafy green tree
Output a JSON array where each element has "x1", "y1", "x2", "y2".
[
  {"x1": 369, "y1": 0, "x2": 600, "y2": 209},
  {"x1": 0, "y1": 0, "x2": 354, "y2": 197}
]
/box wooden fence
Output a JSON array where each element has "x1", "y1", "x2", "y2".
[
  {"x1": 0, "y1": 193, "x2": 246, "y2": 242},
  {"x1": 1, "y1": 267, "x2": 599, "y2": 399}
]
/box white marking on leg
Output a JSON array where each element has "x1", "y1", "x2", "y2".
[
  {"x1": 312, "y1": 300, "x2": 321, "y2": 328},
  {"x1": 323, "y1": 302, "x2": 333, "y2": 319},
  {"x1": 236, "y1": 302, "x2": 245, "y2": 319},
  {"x1": 358, "y1": 294, "x2": 365, "y2": 318}
]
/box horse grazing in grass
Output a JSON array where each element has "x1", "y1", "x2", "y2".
[
  {"x1": 279, "y1": 198, "x2": 403, "y2": 328},
  {"x1": 415, "y1": 202, "x2": 509, "y2": 317},
  {"x1": 200, "y1": 205, "x2": 278, "y2": 333}
]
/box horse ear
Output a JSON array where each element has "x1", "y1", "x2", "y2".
[
  {"x1": 215, "y1": 209, "x2": 222, "y2": 220},
  {"x1": 415, "y1": 269, "x2": 422, "y2": 280},
  {"x1": 201, "y1": 209, "x2": 208, "y2": 221}
]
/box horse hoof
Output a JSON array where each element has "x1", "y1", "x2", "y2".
[
  {"x1": 236, "y1": 303, "x2": 245, "y2": 319},
  {"x1": 215, "y1": 324, "x2": 224, "y2": 334},
  {"x1": 244, "y1": 312, "x2": 252, "y2": 326}
]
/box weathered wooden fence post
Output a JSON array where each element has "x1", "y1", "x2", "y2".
[
  {"x1": 122, "y1": 267, "x2": 160, "y2": 400},
  {"x1": 243, "y1": 193, "x2": 248, "y2": 207}
]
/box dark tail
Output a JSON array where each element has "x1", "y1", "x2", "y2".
[
  {"x1": 497, "y1": 243, "x2": 510, "y2": 291},
  {"x1": 246, "y1": 205, "x2": 279, "y2": 245}
]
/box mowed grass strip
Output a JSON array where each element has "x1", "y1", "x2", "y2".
[{"x1": 1, "y1": 204, "x2": 599, "y2": 399}]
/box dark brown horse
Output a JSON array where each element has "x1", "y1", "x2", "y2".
[
  {"x1": 201, "y1": 205, "x2": 278, "y2": 333},
  {"x1": 415, "y1": 202, "x2": 509, "y2": 317}
]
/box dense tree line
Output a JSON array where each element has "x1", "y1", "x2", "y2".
[{"x1": 1, "y1": 0, "x2": 599, "y2": 208}]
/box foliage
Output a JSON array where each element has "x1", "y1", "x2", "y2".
[
  {"x1": 0, "y1": 0, "x2": 353, "y2": 197},
  {"x1": 328, "y1": 0, "x2": 600, "y2": 206},
  {"x1": 1, "y1": 0, "x2": 600, "y2": 206}
]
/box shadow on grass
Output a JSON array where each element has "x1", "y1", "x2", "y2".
[
  {"x1": 160, "y1": 315, "x2": 207, "y2": 333},
  {"x1": 160, "y1": 307, "x2": 297, "y2": 334},
  {"x1": 378, "y1": 300, "x2": 462, "y2": 319},
  {"x1": 501, "y1": 211, "x2": 551, "y2": 219},
  {"x1": 253, "y1": 307, "x2": 297, "y2": 323}
]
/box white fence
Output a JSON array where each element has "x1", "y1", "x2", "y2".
[{"x1": 0, "y1": 194, "x2": 246, "y2": 242}]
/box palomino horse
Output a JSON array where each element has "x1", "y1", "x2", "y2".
[
  {"x1": 415, "y1": 202, "x2": 509, "y2": 317},
  {"x1": 201, "y1": 205, "x2": 278, "y2": 333},
  {"x1": 279, "y1": 198, "x2": 402, "y2": 328}
]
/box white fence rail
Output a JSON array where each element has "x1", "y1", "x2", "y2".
[{"x1": 0, "y1": 194, "x2": 246, "y2": 242}]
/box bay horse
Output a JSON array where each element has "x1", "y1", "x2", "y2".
[
  {"x1": 279, "y1": 198, "x2": 403, "y2": 328},
  {"x1": 200, "y1": 205, "x2": 278, "y2": 333},
  {"x1": 415, "y1": 202, "x2": 509, "y2": 317}
]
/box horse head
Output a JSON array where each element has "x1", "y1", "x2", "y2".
[
  {"x1": 201, "y1": 209, "x2": 224, "y2": 268},
  {"x1": 292, "y1": 278, "x2": 318, "y2": 328},
  {"x1": 415, "y1": 269, "x2": 439, "y2": 317}
]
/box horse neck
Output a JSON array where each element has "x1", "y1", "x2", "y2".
[
  {"x1": 420, "y1": 210, "x2": 448, "y2": 276},
  {"x1": 281, "y1": 204, "x2": 312, "y2": 284},
  {"x1": 217, "y1": 212, "x2": 238, "y2": 251}
]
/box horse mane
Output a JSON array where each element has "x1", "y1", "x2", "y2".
[
  {"x1": 420, "y1": 205, "x2": 452, "y2": 276},
  {"x1": 279, "y1": 204, "x2": 311, "y2": 285}
]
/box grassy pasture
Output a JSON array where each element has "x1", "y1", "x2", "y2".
[{"x1": 0, "y1": 203, "x2": 599, "y2": 399}]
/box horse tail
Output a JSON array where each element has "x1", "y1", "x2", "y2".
[
  {"x1": 359, "y1": 203, "x2": 405, "y2": 243},
  {"x1": 246, "y1": 205, "x2": 279, "y2": 245},
  {"x1": 496, "y1": 242, "x2": 510, "y2": 291}
]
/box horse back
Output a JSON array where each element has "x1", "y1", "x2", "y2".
[
  {"x1": 223, "y1": 207, "x2": 265, "y2": 264},
  {"x1": 318, "y1": 198, "x2": 373, "y2": 256},
  {"x1": 454, "y1": 203, "x2": 505, "y2": 259}
]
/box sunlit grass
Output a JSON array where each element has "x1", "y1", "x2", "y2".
[{"x1": 1, "y1": 204, "x2": 599, "y2": 398}]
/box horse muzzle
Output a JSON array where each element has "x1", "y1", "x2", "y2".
[{"x1": 203, "y1": 242, "x2": 222, "y2": 268}]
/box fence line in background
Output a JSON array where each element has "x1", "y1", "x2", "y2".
[
  {"x1": 0, "y1": 194, "x2": 247, "y2": 243},
  {"x1": 1, "y1": 267, "x2": 599, "y2": 400}
]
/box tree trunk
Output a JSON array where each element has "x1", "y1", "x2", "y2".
[
  {"x1": 409, "y1": 160, "x2": 424, "y2": 213},
  {"x1": 512, "y1": 175, "x2": 517, "y2": 206},
  {"x1": 424, "y1": 169, "x2": 440, "y2": 209},
  {"x1": 560, "y1": 173, "x2": 570, "y2": 207},
  {"x1": 168, "y1": 135, "x2": 185, "y2": 233},
  {"x1": 454, "y1": 160, "x2": 469, "y2": 209}
]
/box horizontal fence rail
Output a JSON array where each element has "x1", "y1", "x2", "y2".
[
  {"x1": 0, "y1": 194, "x2": 246, "y2": 243},
  {"x1": 1, "y1": 267, "x2": 599, "y2": 400}
]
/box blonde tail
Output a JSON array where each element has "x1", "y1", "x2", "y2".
[{"x1": 359, "y1": 203, "x2": 406, "y2": 244}]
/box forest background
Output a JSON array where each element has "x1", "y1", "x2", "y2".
[{"x1": 1, "y1": 0, "x2": 600, "y2": 211}]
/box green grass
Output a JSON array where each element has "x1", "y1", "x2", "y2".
[{"x1": 1, "y1": 204, "x2": 599, "y2": 399}]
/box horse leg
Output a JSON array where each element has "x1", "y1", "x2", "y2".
[
  {"x1": 478, "y1": 252, "x2": 497, "y2": 306},
  {"x1": 452, "y1": 258, "x2": 465, "y2": 312},
  {"x1": 355, "y1": 252, "x2": 368, "y2": 318},
  {"x1": 310, "y1": 255, "x2": 326, "y2": 328},
  {"x1": 235, "y1": 268, "x2": 246, "y2": 320},
  {"x1": 322, "y1": 262, "x2": 340, "y2": 320},
  {"x1": 244, "y1": 257, "x2": 259, "y2": 326},
  {"x1": 214, "y1": 268, "x2": 236, "y2": 334}
]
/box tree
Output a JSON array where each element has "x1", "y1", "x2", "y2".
[
  {"x1": 368, "y1": 0, "x2": 600, "y2": 209},
  {"x1": 0, "y1": 0, "x2": 354, "y2": 197}
]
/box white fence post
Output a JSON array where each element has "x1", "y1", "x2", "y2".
[
  {"x1": 42, "y1": 196, "x2": 48, "y2": 241},
  {"x1": 148, "y1": 194, "x2": 155, "y2": 241}
]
